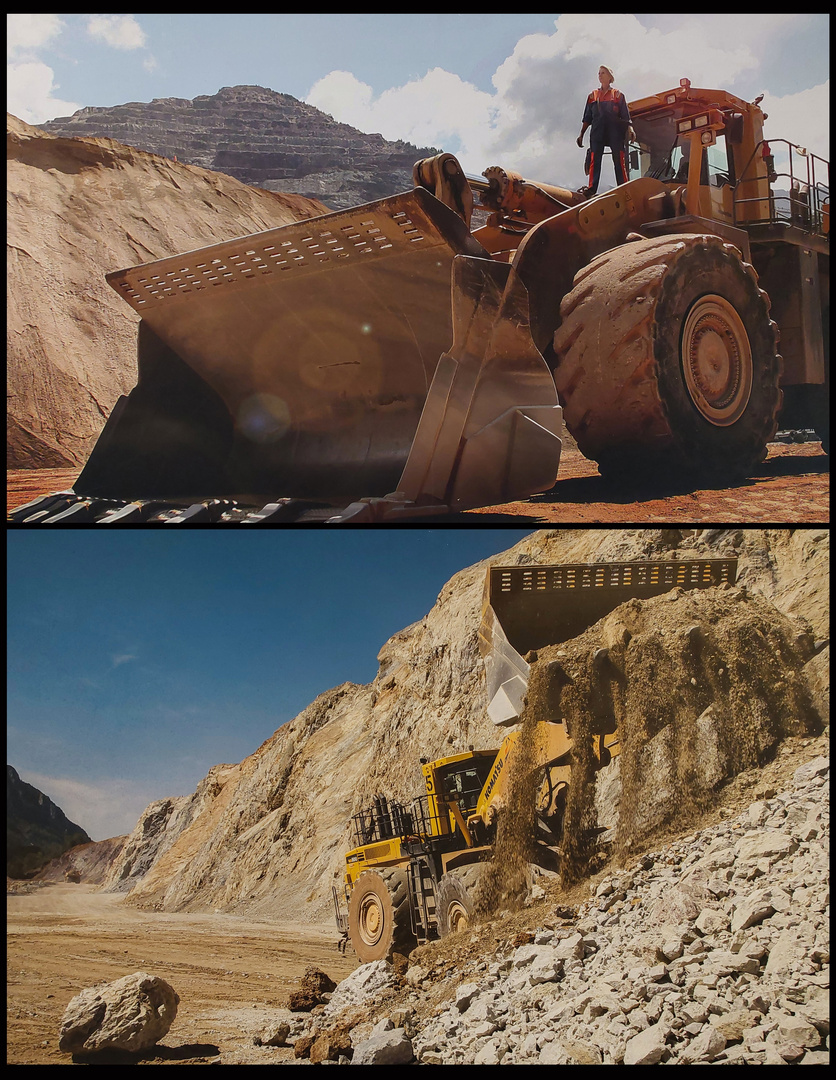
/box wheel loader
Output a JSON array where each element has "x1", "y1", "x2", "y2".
[
  {"x1": 10, "y1": 79, "x2": 827, "y2": 523},
  {"x1": 332, "y1": 556, "x2": 737, "y2": 963}
]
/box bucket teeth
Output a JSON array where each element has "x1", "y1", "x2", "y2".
[
  {"x1": 7, "y1": 492, "x2": 79, "y2": 522},
  {"x1": 96, "y1": 501, "x2": 171, "y2": 523},
  {"x1": 40, "y1": 498, "x2": 118, "y2": 523},
  {"x1": 9, "y1": 494, "x2": 441, "y2": 524},
  {"x1": 159, "y1": 500, "x2": 237, "y2": 523}
]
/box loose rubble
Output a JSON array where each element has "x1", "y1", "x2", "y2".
[{"x1": 291, "y1": 753, "x2": 828, "y2": 1064}]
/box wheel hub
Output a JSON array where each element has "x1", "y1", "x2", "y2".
[
  {"x1": 358, "y1": 895, "x2": 383, "y2": 946},
  {"x1": 681, "y1": 294, "x2": 753, "y2": 426},
  {"x1": 447, "y1": 900, "x2": 469, "y2": 933}
]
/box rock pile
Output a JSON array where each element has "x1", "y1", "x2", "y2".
[
  {"x1": 290, "y1": 752, "x2": 829, "y2": 1064},
  {"x1": 40, "y1": 85, "x2": 439, "y2": 210},
  {"x1": 287, "y1": 966, "x2": 336, "y2": 1012}
]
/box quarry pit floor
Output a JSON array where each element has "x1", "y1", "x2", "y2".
[
  {"x1": 7, "y1": 438, "x2": 828, "y2": 525},
  {"x1": 6, "y1": 885, "x2": 356, "y2": 1065},
  {"x1": 7, "y1": 730, "x2": 828, "y2": 1066}
]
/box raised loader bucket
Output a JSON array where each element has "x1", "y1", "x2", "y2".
[
  {"x1": 479, "y1": 559, "x2": 738, "y2": 725},
  {"x1": 75, "y1": 187, "x2": 563, "y2": 514}
]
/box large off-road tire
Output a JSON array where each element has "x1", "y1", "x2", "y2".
[
  {"x1": 553, "y1": 234, "x2": 783, "y2": 481},
  {"x1": 436, "y1": 864, "x2": 482, "y2": 938},
  {"x1": 348, "y1": 867, "x2": 416, "y2": 963}
]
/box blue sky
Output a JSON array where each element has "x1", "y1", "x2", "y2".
[
  {"x1": 7, "y1": 14, "x2": 829, "y2": 186},
  {"x1": 7, "y1": 528, "x2": 536, "y2": 840}
]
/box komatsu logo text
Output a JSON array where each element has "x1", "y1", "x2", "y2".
[{"x1": 483, "y1": 756, "x2": 504, "y2": 800}]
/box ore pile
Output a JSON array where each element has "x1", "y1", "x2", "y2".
[
  {"x1": 409, "y1": 753, "x2": 830, "y2": 1065},
  {"x1": 279, "y1": 751, "x2": 830, "y2": 1064},
  {"x1": 523, "y1": 582, "x2": 821, "y2": 886}
]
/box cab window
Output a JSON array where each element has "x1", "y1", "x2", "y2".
[
  {"x1": 440, "y1": 761, "x2": 493, "y2": 813},
  {"x1": 704, "y1": 136, "x2": 733, "y2": 187},
  {"x1": 630, "y1": 113, "x2": 733, "y2": 188}
]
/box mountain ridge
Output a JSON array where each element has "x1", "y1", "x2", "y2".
[
  {"x1": 39, "y1": 83, "x2": 441, "y2": 210},
  {"x1": 7, "y1": 765, "x2": 92, "y2": 878}
]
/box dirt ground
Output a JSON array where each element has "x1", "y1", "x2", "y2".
[
  {"x1": 460, "y1": 437, "x2": 829, "y2": 523},
  {"x1": 6, "y1": 437, "x2": 828, "y2": 524},
  {"x1": 7, "y1": 731, "x2": 827, "y2": 1066},
  {"x1": 6, "y1": 890, "x2": 356, "y2": 1065}
]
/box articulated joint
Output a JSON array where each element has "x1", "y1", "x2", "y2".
[{"x1": 482, "y1": 165, "x2": 526, "y2": 212}]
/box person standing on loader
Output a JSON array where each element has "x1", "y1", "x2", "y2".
[{"x1": 577, "y1": 65, "x2": 633, "y2": 197}]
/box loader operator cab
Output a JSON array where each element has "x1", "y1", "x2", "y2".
[
  {"x1": 627, "y1": 79, "x2": 740, "y2": 222},
  {"x1": 626, "y1": 78, "x2": 829, "y2": 240},
  {"x1": 438, "y1": 758, "x2": 495, "y2": 815},
  {"x1": 628, "y1": 113, "x2": 732, "y2": 189}
]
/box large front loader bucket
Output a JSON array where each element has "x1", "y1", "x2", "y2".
[
  {"x1": 479, "y1": 559, "x2": 738, "y2": 725},
  {"x1": 75, "y1": 187, "x2": 563, "y2": 514}
]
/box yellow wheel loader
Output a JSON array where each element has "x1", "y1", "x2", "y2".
[
  {"x1": 10, "y1": 80, "x2": 827, "y2": 523},
  {"x1": 333, "y1": 557, "x2": 737, "y2": 963}
]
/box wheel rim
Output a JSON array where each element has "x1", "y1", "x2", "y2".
[
  {"x1": 681, "y1": 294, "x2": 753, "y2": 426},
  {"x1": 446, "y1": 900, "x2": 469, "y2": 933},
  {"x1": 357, "y1": 894, "x2": 383, "y2": 947}
]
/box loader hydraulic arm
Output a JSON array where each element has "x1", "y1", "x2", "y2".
[
  {"x1": 413, "y1": 154, "x2": 586, "y2": 252},
  {"x1": 465, "y1": 717, "x2": 620, "y2": 838}
]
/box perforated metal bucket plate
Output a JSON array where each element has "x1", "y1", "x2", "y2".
[{"x1": 106, "y1": 188, "x2": 488, "y2": 497}]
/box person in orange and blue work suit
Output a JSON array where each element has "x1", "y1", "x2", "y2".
[{"x1": 577, "y1": 66, "x2": 633, "y2": 197}]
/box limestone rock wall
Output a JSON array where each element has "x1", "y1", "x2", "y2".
[
  {"x1": 97, "y1": 529, "x2": 828, "y2": 926},
  {"x1": 34, "y1": 835, "x2": 128, "y2": 885}
]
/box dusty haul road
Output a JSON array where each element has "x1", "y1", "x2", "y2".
[
  {"x1": 6, "y1": 437, "x2": 828, "y2": 524},
  {"x1": 6, "y1": 885, "x2": 356, "y2": 1065}
]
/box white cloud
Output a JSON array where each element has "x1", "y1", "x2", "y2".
[
  {"x1": 7, "y1": 13, "x2": 64, "y2": 59},
  {"x1": 86, "y1": 14, "x2": 147, "y2": 51},
  {"x1": 304, "y1": 14, "x2": 828, "y2": 187},
  {"x1": 6, "y1": 14, "x2": 80, "y2": 124},
  {"x1": 17, "y1": 770, "x2": 154, "y2": 842},
  {"x1": 308, "y1": 66, "x2": 497, "y2": 157},
  {"x1": 760, "y1": 81, "x2": 830, "y2": 163},
  {"x1": 6, "y1": 60, "x2": 80, "y2": 124},
  {"x1": 111, "y1": 653, "x2": 138, "y2": 668},
  {"x1": 306, "y1": 69, "x2": 373, "y2": 129}
]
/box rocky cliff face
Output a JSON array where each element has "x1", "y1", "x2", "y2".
[
  {"x1": 7, "y1": 766, "x2": 92, "y2": 878},
  {"x1": 40, "y1": 85, "x2": 439, "y2": 211},
  {"x1": 34, "y1": 835, "x2": 127, "y2": 885},
  {"x1": 95, "y1": 528, "x2": 828, "y2": 926},
  {"x1": 7, "y1": 112, "x2": 328, "y2": 468}
]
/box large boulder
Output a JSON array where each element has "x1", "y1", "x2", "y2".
[
  {"x1": 324, "y1": 960, "x2": 395, "y2": 1016},
  {"x1": 287, "y1": 966, "x2": 336, "y2": 1011},
  {"x1": 351, "y1": 1019, "x2": 413, "y2": 1065},
  {"x1": 58, "y1": 971, "x2": 179, "y2": 1054}
]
